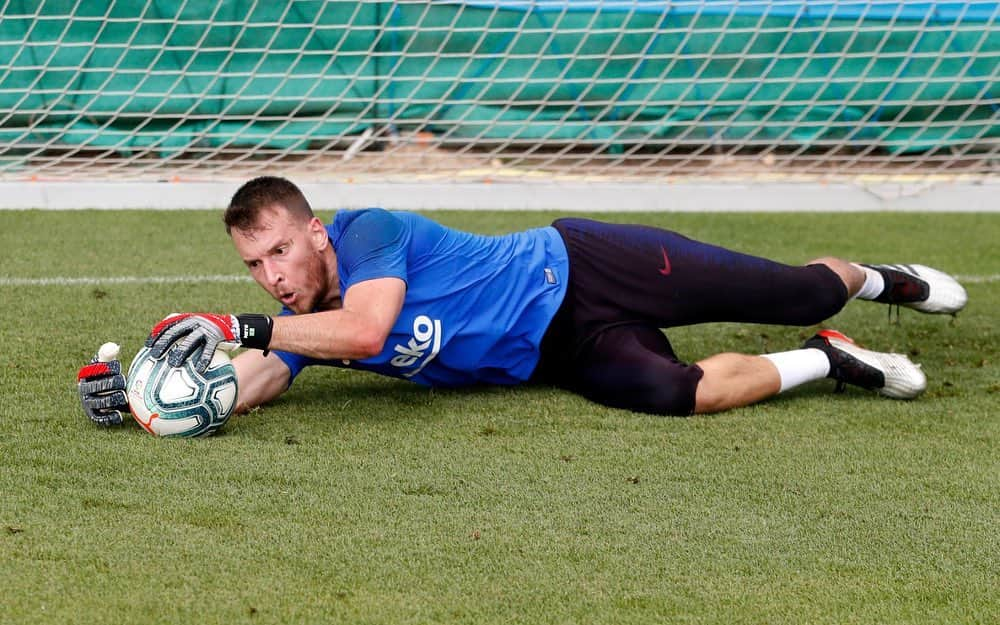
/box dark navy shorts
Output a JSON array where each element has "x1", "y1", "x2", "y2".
[{"x1": 533, "y1": 218, "x2": 848, "y2": 415}]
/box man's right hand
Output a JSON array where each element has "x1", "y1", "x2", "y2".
[{"x1": 77, "y1": 349, "x2": 129, "y2": 427}]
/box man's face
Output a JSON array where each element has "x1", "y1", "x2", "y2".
[{"x1": 230, "y1": 205, "x2": 332, "y2": 314}]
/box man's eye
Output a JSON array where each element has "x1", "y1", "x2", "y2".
[
  {"x1": 248, "y1": 261, "x2": 260, "y2": 269},
  {"x1": 276, "y1": 246, "x2": 287, "y2": 255}
]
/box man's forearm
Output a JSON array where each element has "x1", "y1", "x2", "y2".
[{"x1": 269, "y1": 310, "x2": 385, "y2": 360}]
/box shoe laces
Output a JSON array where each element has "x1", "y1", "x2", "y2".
[{"x1": 887, "y1": 303, "x2": 901, "y2": 324}]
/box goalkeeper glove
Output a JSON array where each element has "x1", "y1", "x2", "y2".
[
  {"x1": 146, "y1": 313, "x2": 273, "y2": 373},
  {"x1": 77, "y1": 346, "x2": 129, "y2": 427}
]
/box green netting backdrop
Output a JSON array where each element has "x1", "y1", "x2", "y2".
[{"x1": 0, "y1": 1, "x2": 997, "y2": 156}]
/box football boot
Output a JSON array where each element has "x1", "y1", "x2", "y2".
[
  {"x1": 862, "y1": 263, "x2": 967, "y2": 314},
  {"x1": 803, "y1": 329, "x2": 926, "y2": 399}
]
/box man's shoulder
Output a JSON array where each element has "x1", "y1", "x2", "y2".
[
  {"x1": 328, "y1": 206, "x2": 395, "y2": 229},
  {"x1": 328, "y1": 207, "x2": 411, "y2": 243}
]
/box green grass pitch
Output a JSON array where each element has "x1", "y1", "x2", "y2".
[{"x1": 1, "y1": 210, "x2": 998, "y2": 625}]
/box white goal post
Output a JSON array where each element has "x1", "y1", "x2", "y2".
[{"x1": 0, "y1": 1, "x2": 997, "y2": 210}]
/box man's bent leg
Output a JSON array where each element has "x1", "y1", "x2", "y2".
[
  {"x1": 568, "y1": 325, "x2": 832, "y2": 415},
  {"x1": 561, "y1": 323, "x2": 923, "y2": 415}
]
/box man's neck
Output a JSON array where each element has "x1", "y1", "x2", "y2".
[{"x1": 317, "y1": 246, "x2": 342, "y2": 311}]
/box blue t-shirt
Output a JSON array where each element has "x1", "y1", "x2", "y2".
[{"x1": 273, "y1": 209, "x2": 569, "y2": 387}]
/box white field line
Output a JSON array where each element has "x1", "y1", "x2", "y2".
[
  {"x1": 0, "y1": 274, "x2": 253, "y2": 287},
  {"x1": 1, "y1": 273, "x2": 998, "y2": 287},
  {"x1": 955, "y1": 274, "x2": 1000, "y2": 284}
]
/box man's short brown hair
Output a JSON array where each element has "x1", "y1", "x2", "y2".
[{"x1": 225, "y1": 176, "x2": 314, "y2": 234}]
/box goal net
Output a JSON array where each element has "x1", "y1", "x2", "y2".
[{"x1": 1, "y1": 1, "x2": 997, "y2": 209}]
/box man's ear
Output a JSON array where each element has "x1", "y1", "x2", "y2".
[{"x1": 308, "y1": 216, "x2": 328, "y2": 251}]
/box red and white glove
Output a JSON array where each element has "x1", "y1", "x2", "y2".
[
  {"x1": 77, "y1": 343, "x2": 128, "y2": 427},
  {"x1": 145, "y1": 313, "x2": 272, "y2": 373}
]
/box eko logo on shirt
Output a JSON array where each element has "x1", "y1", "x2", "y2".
[{"x1": 390, "y1": 314, "x2": 442, "y2": 378}]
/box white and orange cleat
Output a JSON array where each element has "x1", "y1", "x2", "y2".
[{"x1": 803, "y1": 329, "x2": 927, "y2": 399}]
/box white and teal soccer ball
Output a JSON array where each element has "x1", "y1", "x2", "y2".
[{"x1": 126, "y1": 346, "x2": 238, "y2": 437}]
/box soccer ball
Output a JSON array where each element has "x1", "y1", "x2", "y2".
[{"x1": 126, "y1": 346, "x2": 238, "y2": 437}]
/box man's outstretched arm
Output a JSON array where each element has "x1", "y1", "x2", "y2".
[{"x1": 146, "y1": 277, "x2": 407, "y2": 372}]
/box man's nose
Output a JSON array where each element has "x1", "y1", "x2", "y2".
[{"x1": 262, "y1": 260, "x2": 282, "y2": 286}]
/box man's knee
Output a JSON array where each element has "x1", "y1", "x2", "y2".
[
  {"x1": 808, "y1": 256, "x2": 863, "y2": 295},
  {"x1": 577, "y1": 365, "x2": 701, "y2": 416},
  {"x1": 647, "y1": 383, "x2": 699, "y2": 416},
  {"x1": 787, "y1": 263, "x2": 851, "y2": 325},
  {"x1": 628, "y1": 377, "x2": 698, "y2": 416}
]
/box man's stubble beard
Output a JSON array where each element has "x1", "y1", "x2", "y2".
[{"x1": 301, "y1": 249, "x2": 337, "y2": 313}]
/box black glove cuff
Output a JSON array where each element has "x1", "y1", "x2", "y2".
[{"x1": 236, "y1": 314, "x2": 273, "y2": 353}]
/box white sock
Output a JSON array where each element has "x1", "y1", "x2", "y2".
[
  {"x1": 852, "y1": 263, "x2": 886, "y2": 300},
  {"x1": 762, "y1": 348, "x2": 831, "y2": 393}
]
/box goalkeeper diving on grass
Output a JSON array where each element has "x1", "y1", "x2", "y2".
[{"x1": 78, "y1": 176, "x2": 968, "y2": 426}]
